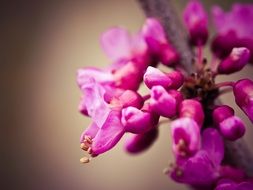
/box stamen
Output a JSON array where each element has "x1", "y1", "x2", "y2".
[
  {"x1": 80, "y1": 156, "x2": 90, "y2": 164},
  {"x1": 80, "y1": 143, "x2": 89, "y2": 151}
]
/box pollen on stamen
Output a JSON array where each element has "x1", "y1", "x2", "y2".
[
  {"x1": 80, "y1": 156, "x2": 91, "y2": 164},
  {"x1": 80, "y1": 143, "x2": 89, "y2": 151}
]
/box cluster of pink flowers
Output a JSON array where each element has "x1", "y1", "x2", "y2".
[{"x1": 77, "y1": 1, "x2": 253, "y2": 189}]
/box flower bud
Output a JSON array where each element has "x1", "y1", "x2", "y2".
[
  {"x1": 233, "y1": 79, "x2": 253, "y2": 123},
  {"x1": 150, "y1": 86, "x2": 178, "y2": 118},
  {"x1": 213, "y1": 105, "x2": 245, "y2": 141},
  {"x1": 144, "y1": 66, "x2": 172, "y2": 89},
  {"x1": 124, "y1": 128, "x2": 158, "y2": 154},
  {"x1": 218, "y1": 47, "x2": 250, "y2": 74},
  {"x1": 179, "y1": 99, "x2": 204, "y2": 127},
  {"x1": 144, "y1": 66, "x2": 184, "y2": 89},
  {"x1": 171, "y1": 118, "x2": 201, "y2": 157},
  {"x1": 183, "y1": 0, "x2": 208, "y2": 46}
]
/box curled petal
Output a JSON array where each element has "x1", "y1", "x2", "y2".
[
  {"x1": 150, "y1": 85, "x2": 177, "y2": 118},
  {"x1": 171, "y1": 118, "x2": 201, "y2": 157},
  {"x1": 124, "y1": 127, "x2": 158, "y2": 154}
]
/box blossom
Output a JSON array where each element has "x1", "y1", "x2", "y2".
[
  {"x1": 212, "y1": 4, "x2": 253, "y2": 62},
  {"x1": 183, "y1": 0, "x2": 208, "y2": 46},
  {"x1": 233, "y1": 79, "x2": 253, "y2": 123},
  {"x1": 170, "y1": 128, "x2": 224, "y2": 186},
  {"x1": 142, "y1": 18, "x2": 179, "y2": 65}
]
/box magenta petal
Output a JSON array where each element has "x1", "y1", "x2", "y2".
[
  {"x1": 100, "y1": 27, "x2": 132, "y2": 62},
  {"x1": 202, "y1": 128, "x2": 224, "y2": 166},
  {"x1": 124, "y1": 127, "x2": 158, "y2": 154},
  {"x1": 91, "y1": 110, "x2": 125, "y2": 155},
  {"x1": 81, "y1": 79, "x2": 111, "y2": 127},
  {"x1": 171, "y1": 118, "x2": 200, "y2": 157},
  {"x1": 121, "y1": 107, "x2": 155, "y2": 134},
  {"x1": 150, "y1": 85, "x2": 177, "y2": 118}
]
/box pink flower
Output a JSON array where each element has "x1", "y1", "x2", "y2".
[
  {"x1": 183, "y1": 0, "x2": 208, "y2": 46},
  {"x1": 101, "y1": 27, "x2": 148, "y2": 65},
  {"x1": 218, "y1": 47, "x2": 250, "y2": 74},
  {"x1": 233, "y1": 79, "x2": 253, "y2": 123},
  {"x1": 170, "y1": 128, "x2": 224, "y2": 186},
  {"x1": 142, "y1": 18, "x2": 179, "y2": 65},
  {"x1": 212, "y1": 4, "x2": 253, "y2": 62}
]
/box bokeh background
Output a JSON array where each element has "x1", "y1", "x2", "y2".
[{"x1": 2, "y1": 0, "x2": 253, "y2": 190}]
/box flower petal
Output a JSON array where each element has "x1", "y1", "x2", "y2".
[
  {"x1": 202, "y1": 128, "x2": 224, "y2": 165},
  {"x1": 100, "y1": 27, "x2": 132, "y2": 62},
  {"x1": 91, "y1": 110, "x2": 125, "y2": 155}
]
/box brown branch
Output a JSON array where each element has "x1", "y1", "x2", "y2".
[{"x1": 137, "y1": 0, "x2": 253, "y2": 177}]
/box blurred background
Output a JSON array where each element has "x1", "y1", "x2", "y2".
[{"x1": 1, "y1": 0, "x2": 253, "y2": 190}]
